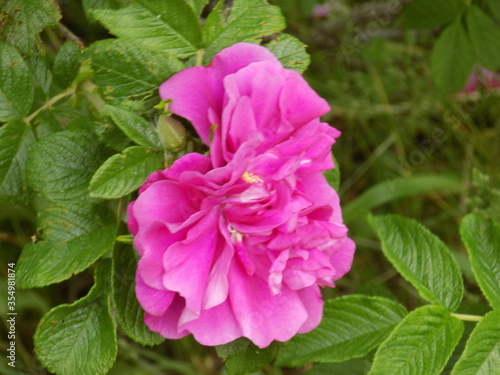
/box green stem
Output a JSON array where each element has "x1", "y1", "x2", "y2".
[
  {"x1": 24, "y1": 86, "x2": 76, "y2": 124},
  {"x1": 116, "y1": 234, "x2": 134, "y2": 244},
  {"x1": 195, "y1": 49, "x2": 205, "y2": 66},
  {"x1": 451, "y1": 313, "x2": 483, "y2": 322}
]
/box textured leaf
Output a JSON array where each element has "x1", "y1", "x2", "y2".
[
  {"x1": 105, "y1": 104, "x2": 161, "y2": 148},
  {"x1": 185, "y1": 0, "x2": 209, "y2": 16},
  {"x1": 16, "y1": 204, "x2": 117, "y2": 288},
  {"x1": 27, "y1": 130, "x2": 109, "y2": 204},
  {"x1": 460, "y1": 213, "x2": 500, "y2": 309},
  {"x1": 0, "y1": 120, "x2": 35, "y2": 204},
  {"x1": 0, "y1": 42, "x2": 34, "y2": 121},
  {"x1": 203, "y1": 0, "x2": 286, "y2": 60},
  {"x1": 276, "y1": 295, "x2": 407, "y2": 367},
  {"x1": 89, "y1": 39, "x2": 184, "y2": 108},
  {"x1": 34, "y1": 260, "x2": 117, "y2": 375},
  {"x1": 113, "y1": 243, "x2": 164, "y2": 346},
  {"x1": 266, "y1": 34, "x2": 310, "y2": 73},
  {"x1": 451, "y1": 310, "x2": 500, "y2": 375},
  {"x1": 89, "y1": 146, "x2": 163, "y2": 199},
  {"x1": 486, "y1": 0, "x2": 500, "y2": 21},
  {"x1": 0, "y1": 0, "x2": 60, "y2": 56},
  {"x1": 369, "y1": 305, "x2": 464, "y2": 375},
  {"x1": 83, "y1": 0, "x2": 121, "y2": 22},
  {"x1": 94, "y1": 0, "x2": 202, "y2": 58},
  {"x1": 303, "y1": 359, "x2": 372, "y2": 375},
  {"x1": 216, "y1": 338, "x2": 278, "y2": 375},
  {"x1": 53, "y1": 41, "x2": 82, "y2": 89},
  {"x1": 466, "y1": 5, "x2": 500, "y2": 71},
  {"x1": 431, "y1": 21, "x2": 474, "y2": 95},
  {"x1": 401, "y1": 0, "x2": 466, "y2": 29},
  {"x1": 369, "y1": 214, "x2": 464, "y2": 312}
]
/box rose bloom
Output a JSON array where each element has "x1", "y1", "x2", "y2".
[{"x1": 127, "y1": 43, "x2": 355, "y2": 348}]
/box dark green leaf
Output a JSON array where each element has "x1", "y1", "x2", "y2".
[
  {"x1": 460, "y1": 213, "x2": 500, "y2": 309},
  {"x1": 369, "y1": 214, "x2": 464, "y2": 312},
  {"x1": 216, "y1": 338, "x2": 278, "y2": 375},
  {"x1": 276, "y1": 295, "x2": 407, "y2": 367},
  {"x1": 53, "y1": 41, "x2": 82, "y2": 89},
  {"x1": 369, "y1": 305, "x2": 464, "y2": 375},
  {"x1": 34, "y1": 260, "x2": 117, "y2": 375},
  {"x1": 401, "y1": 0, "x2": 466, "y2": 30},
  {"x1": 466, "y1": 5, "x2": 500, "y2": 71},
  {"x1": 486, "y1": 0, "x2": 500, "y2": 20},
  {"x1": 431, "y1": 21, "x2": 474, "y2": 95},
  {"x1": 266, "y1": 34, "x2": 310, "y2": 73},
  {"x1": 0, "y1": 42, "x2": 34, "y2": 121},
  {"x1": 303, "y1": 359, "x2": 372, "y2": 375},
  {"x1": 16, "y1": 204, "x2": 117, "y2": 288},
  {"x1": 185, "y1": 0, "x2": 209, "y2": 16}
]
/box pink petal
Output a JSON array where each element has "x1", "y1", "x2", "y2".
[
  {"x1": 144, "y1": 294, "x2": 189, "y2": 339},
  {"x1": 136, "y1": 272, "x2": 175, "y2": 316}
]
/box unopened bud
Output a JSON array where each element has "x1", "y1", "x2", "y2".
[{"x1": 157, "y1": 114, "x2": 186, "y2": 152}]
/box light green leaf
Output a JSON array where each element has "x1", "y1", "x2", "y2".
[
  {"x1": 451, "y1": 310, "x2": 500, "y2": 375},
  {"x1": 486, "y1": 0, "x2": 500, "y2": 20},
  {"x1": 27, "y1": 130, "x2": 110, "y2": 204},
  {"x1": 0, "y1": 0, "x2": 60, "y2": 56},
  {"x1": 216, "y1": 338, "x2": 278, "y2": 375},
  {"x1": 266, "y1": 34, "x2": 310, "y2": 73},
  {"x1": 0, "y1": 42, "x2": 35, "y2": 121},
  {"x1": 431, "y1": 21, "x2": 474, "y2": 95},
  {"x1": 203, "y1": 0, "x2": 286, "y2": 60},
  {"x1": 276, "y1": 295, "x2": 407, "y2": 367},
  {"x1": 93, "y1": 0, "x2": 202, "y2": 58},
  {"x1": 113, "y1": 243, "x2": 164, "y2": 346},
  {"x1": 89, "y1": 146, "x2": 163, "y2": 199},
  {"x1": 34, "y1": 260, "x2": 117, "y2": 375},
  {"x1": 369, "y1": 305, "x2": 464, "y2": 375},
  {"x1": 303, "y1": 359, "x2": 372, "y2": 375},
  {"x1": 460, "y1": 213, "x2": 500, "y2": 309},
  {"x1": 0, "y1": 120, "x2": 35, "y2": 204},
  {"x1": 466, "y1": 5, "x2": 500, "y2": 71},
  {"x1": 105, "y1": 105, "x2": 161, "y2": 149},
  {"x1": 83, "y1": 0, "x2": 121, "y2": 22},
  {"x1": 369, "y1": 214, "x2": 464, "y2": 312},
  {"x1": 185, "y1": 0, "x2": 209, "y2": 16},
  {"x1": 53, "y1": 41, "x2": 82, "y2": 89},
  {"x1": 401, "y1": 0, "x2": 466, "y2": 30},
  {"x1": 16, "y1": 204, "x2": 117, "y2": 288}
]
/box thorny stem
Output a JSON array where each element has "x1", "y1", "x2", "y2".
[
  {"x1": 451, "y1": 313, "x2": 483, "y2": 322},
  {"x1": 24, "y1": 86, "x2": 76, "y2": 124}
]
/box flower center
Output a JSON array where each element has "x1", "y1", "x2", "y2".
[{"x1": 242, "y1": 171, "x2": 263, "y2": 183}]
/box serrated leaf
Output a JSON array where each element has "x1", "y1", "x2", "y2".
[
  {"x1": 460, "y1": 213, "x2": 500, "y2": 309},
  {"x1": 369, "y1": 214, "x2": 464, "y2": 312},
  {"x1": 93, "y1": 0, "x2": 202, "y2": 58},
  {"x1": 431, "y1": 21, "x2": 474, "y2": 95},
  {"x1": 16, "y1": 204, "x2": 116, "y2": 288},
  {"x1": 0, "y1": 0, "x2": 60, "y2": 56},
  {"x1": 105, "y1": 105, "x2": 161, "y2": 149},
  {"x1": 112, "y1": 243, "x2": 164, "y2": 346},
  {"x1": 203, "y1": 0, "x2": 286, "y2": 60},
  {"x1": 0, "y1": 120, "x2": 35, "y2": 204},
  {"x1": 451, "y1": 310, "x2": 500, "y2": 375},
  {"x1": 276, "y1": 295, "x2": 407, "y2": 367},
  {"x1": 401, "y1": 0, "x2": 466, "y2": 30},
  {"x1": 34, "y1": 260, "x2": 117, "y2": 375},
  {"x1": 0, "y1": 42, "x2": 34, "y2": 121},
  {"x1": 89, "y1": 39, "x2": 184, "y2": 108},
  {"x1": 216, "y1": 338, "x2": 278, "y2": 375},
  {"x1": 185, "y1": 0, "x2": 209, "y2": 16},
  {"x1": 83, "y1": 0, "x2": 121, "y2": 22},
  {"x1": 266, "y1": 34, "x2": 310, "y2": 73},
  {"x1": 27, "y1": 129, "x2": 110, "y2": 204},
  {"x1": 53, "y1": 41, "x2": 82, "y2": 89},
  {"x1": 89, "y1": 146, "x2": 163, "y2": 199},
  {"x1": 486, "y1": 0, "x2": 500, "y2": 21},
  {"x1": 369, "y1": 305, "x2": 464, "y2": 375},
  {"x1": 466, "y1": 5, "x2": 500, "y2": 71}
]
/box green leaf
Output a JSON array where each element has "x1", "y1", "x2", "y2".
[
  {"x1": 369, "y1": 305, "x2": 464, "y2": 375},
  {"x1": 203, "y1": 0, "x2": 286, "y2": 60},
  {"x1": 89, "y1": 146, "x2": 163, "y2": 199},
  {"x1": 105, "y1": 104, "x2": 161, "y2": 149},
  {"x1": 486, "y1": 0, "x2": 500, "y2": 21},
  {"x1": 53, "y1": 41, "x2": 82, "y2": 89},
  {"x1": 369, "y1": 214, "x2": 464, "y2": 312},
  {"x1": 266, "y1": 34, "x2": 310, "y2": 73},
  {"x1": 89, "y1": 39, "x2": 184, "y2": 108},
  {"x1": 16, "y1": 204, "x2": 117, "y2": 288},
  {"x1": 0, "y1": 0, "x2": 60, "y2": 56},
  {"x1": 185, "y1": 0, "x2": 209, "y2": 16},
  {"x1": 303, "y1": 359, "x2": 372, "y2": 375},
  {"x1": 112, "y1": 243, "x2": 164, "y2": 346},
  {"x1": 460, "y1": 213, "x2": 500, "y2": 309},
  {"x1": 83, "y1": 0, "x2": 121, "y2": 22},
  {"x1": 431, "y1": 21, "x2": 474, "y2": 95},
  {"x1": 34, "y1": 260, "x2": 117, "y2": 375},
  {"x1": 451, "y1": 310, "x2": 500, "y2": 375},
  {"x1": 93, "y1": 0, "x2": 202, "y2": 58},
  {"x1": 216, "y1": 338, "x2": 278, "y2": 375},
  {"x1": 27, "y1": 129, "x2": 110, "y2": 204},
  {"x1": 401, "y1": 0, "x2": 466, "y2": 30},
  {"x1": 0, "y1": 120, "x2": 35, "y2": 204},
  {"x1": 466, "y1": 5, "x2": 500, "y2": 71},
  {"x1": 275, "y1": 295, "x2": 407, "y2": 367},
  {"x1": 0, "y1": 42, "x2": 34, "y2": 121}
]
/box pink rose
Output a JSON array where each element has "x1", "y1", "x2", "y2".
[{"x1": 128, "y1": 43, "x2": 355, "y2": 348}]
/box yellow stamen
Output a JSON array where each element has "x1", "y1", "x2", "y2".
[{"x1": 242, "y1": 171, "x2": 263, "y2": 183}]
